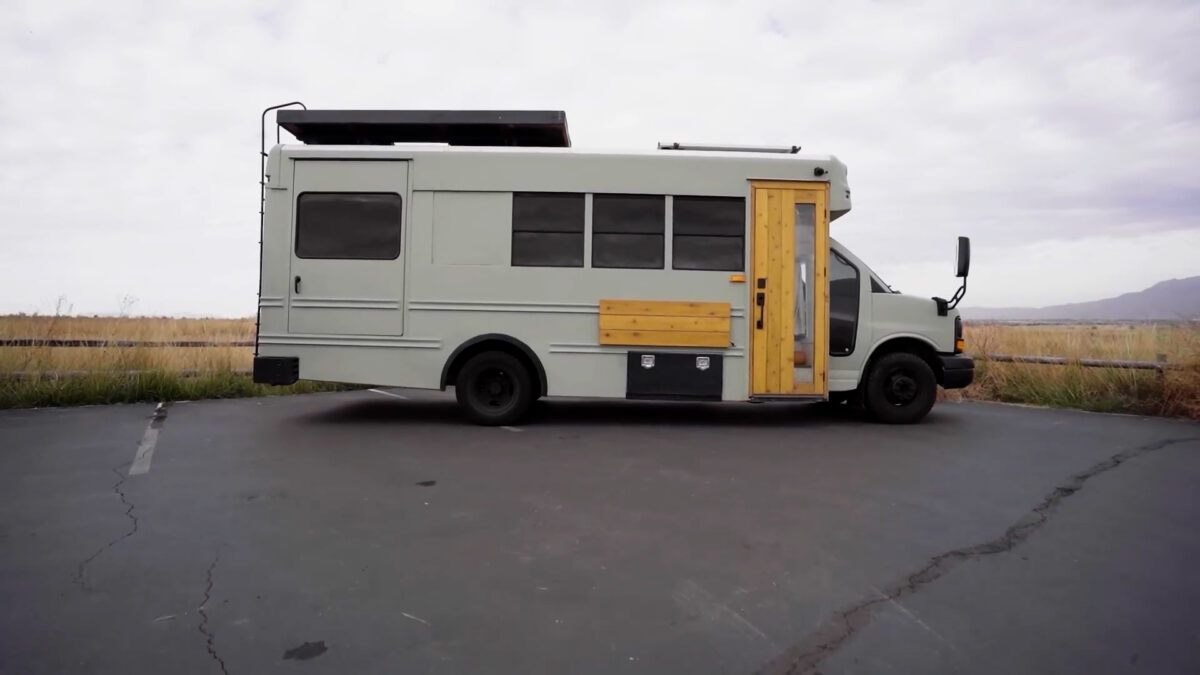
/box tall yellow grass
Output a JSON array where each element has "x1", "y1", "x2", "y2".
[
  {"x1": 0, "y1": 315, "x2": 344, "y2": 407},
  {"x1": 0, "y1": 315, "x2": 253, "y2": 342},
  {"x1": 957, "y1": 323, "x2": 1200, "y2": 419},
  {"x1": 0, "y1": 316, "x2": 255, "y2": 374},
  {"x1": 965, "y1": 323, "x2": 1197, "y2": 362}
]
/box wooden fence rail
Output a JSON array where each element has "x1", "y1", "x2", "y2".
[
  {"x1": 0, "y1": 339, "x2": 254, "y2": 348},
  {"x1": 2, "y1": 369, "x2": 254, "y2": 381},
  {"x1": 977, "y1": 353, "x2": 1173, "y2": 372}
]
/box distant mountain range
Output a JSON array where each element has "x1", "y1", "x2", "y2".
[{"x1": 963, "y1": 276, "x2": 1200, "y2": 322}]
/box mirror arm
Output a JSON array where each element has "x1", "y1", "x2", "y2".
[{"x1": 947, "y1": 277, "x2": 968, "y2": 310}]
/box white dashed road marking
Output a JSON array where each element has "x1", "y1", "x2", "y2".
[
  {"x1": 129, "y1": 402, "x2": 169, "y2": 476},
  {"x1": 501, "y1": 426, "x2": 523, "y2": 432},
  {"x1": 369, "y1": 388, "x2": 409, "y2": 400},
  {"x1": 400, "y1": 611, "x2": 430, "y2": 626}
]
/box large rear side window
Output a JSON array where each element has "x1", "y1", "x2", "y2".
[{"x1": 295, "y1": 192, "x2": 403, "y2": 260}]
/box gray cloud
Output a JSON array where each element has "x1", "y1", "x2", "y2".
[{"x1": 2, "y1": 0, "x2": 1198, "y2": 315}]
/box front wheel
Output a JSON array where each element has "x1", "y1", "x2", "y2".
[
  {"x1": 454, "y1": 351, "x2": 534, "y2": 426},
  {"x1": 863, "y1": 352, "x2": 937, "y2": 424}
]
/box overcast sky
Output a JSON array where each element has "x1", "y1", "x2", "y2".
[{"x1": 3, "y1": 0, "x2": 1198, "y2": 317}]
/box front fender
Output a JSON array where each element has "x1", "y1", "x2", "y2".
[{"x1": 858, "y1": 333, "x2": 944, "y2": 388}]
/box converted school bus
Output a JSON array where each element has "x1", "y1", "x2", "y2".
[{"x1": 253, "y1": 106, "x2": 973, "y2": 425}]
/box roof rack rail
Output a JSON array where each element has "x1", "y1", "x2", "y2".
[{"x1": 657, "y1": 142, "x2": 801, "y2": 154}]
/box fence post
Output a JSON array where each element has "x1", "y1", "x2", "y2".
[{"x1": 1156, "y1": 353, "x2": 1168, "y2": 384}]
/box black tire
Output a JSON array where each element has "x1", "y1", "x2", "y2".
[
  {"x1": 863, "y1": 352, "x2": 937, "y2": 424},
  {"x1": 454, "y1": 351, "x2": 534, "y2": 426}
]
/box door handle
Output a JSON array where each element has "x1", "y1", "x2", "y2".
[
  {"x1": 294, "y1": 275, "x2": 301, "y2": 294},
  {"x1": 755, "y1": 292, "x2": 765, "y2": 329}
]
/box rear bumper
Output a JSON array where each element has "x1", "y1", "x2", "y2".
[
  {"x1": 253, "y1": 356, "x2": 299, "y2": 385},
  {"x1": 939, "y1": 355, "x2": 974, "y2": 389}
]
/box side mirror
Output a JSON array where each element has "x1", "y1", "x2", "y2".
[{"x1": 937, "y1": 235, "x2": 971, "y2": 314}]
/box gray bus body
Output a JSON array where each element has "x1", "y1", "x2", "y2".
[{"x1": 254, "y1": 116, "x2": 972, "y2": 424}]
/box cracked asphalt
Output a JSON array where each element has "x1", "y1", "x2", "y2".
[{"x1": 1, "y1": 390, "x2": 1198, "y2": 674}]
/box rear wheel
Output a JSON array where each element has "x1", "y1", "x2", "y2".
[
  {"x1": 863, "y1": 352, "x2": 937, "y2": 424},
  {"x1": 454, "y1": 351, "x2": 534, "y2": 426}
]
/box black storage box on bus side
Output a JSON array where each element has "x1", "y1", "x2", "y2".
[{"x1": 625, "y1": 352, "x2": 723, "y2": 401}]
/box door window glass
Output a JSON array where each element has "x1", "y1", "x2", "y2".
[
  {"x1": 794, "y1": 204, "x2": 815, "y2": 384},
  {"x1": 295, "y1": 193, "x2": 402, "y2": 260}
]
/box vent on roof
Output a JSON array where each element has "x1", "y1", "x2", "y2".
[{"x1": 276, "y1": 109, "x2": 572, "y2": 147}]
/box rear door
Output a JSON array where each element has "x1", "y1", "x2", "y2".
[{"x1": 287, "y1": 160, "x2": 409, "y2": 336}]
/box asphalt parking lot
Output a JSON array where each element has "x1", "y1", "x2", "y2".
[{"x1": 1, "y1": 390, "x2": 1198, "y2": 675}]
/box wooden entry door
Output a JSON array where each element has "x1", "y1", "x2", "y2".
[{"x1": 750, "y1": 182, "x2": 829, "y2": 395}]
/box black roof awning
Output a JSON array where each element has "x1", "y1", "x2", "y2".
[{"x1": 276, "y1": 109, "x2": 571, "y2": 147}]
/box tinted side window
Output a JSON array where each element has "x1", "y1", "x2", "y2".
[
  {"x1": 295, "y1": 193, "x2": 402, "y2": 260},
  {"x1": 672, "y1": 196, "x2": 745, "y2": 271},
  {"x1": 592, "y1": 194, "x2": 665, "y2": 269},
  {"x1": 829, "y1": 250, "x2": 860, "y2": 356},
  {"x1": 511, "y1": 193, "x2": 585, "y2": 267}
]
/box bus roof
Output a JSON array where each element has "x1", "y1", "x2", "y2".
[
  {"x1": 265, "y1": 108, "x2": 851, "y2": 218},
  {"x1": 274, "y1": 142, "x2": 843, "y2": 165}
]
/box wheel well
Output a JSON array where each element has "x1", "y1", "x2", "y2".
[
  {"x1": 861, "y1": 337, "x2": 943, "y2": 386},
  {"x1": 441, "y1": 335, "x2": 547, "y2": 396}
]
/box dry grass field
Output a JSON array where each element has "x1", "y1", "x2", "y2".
[
  {"x1": 1, "y1": 315, "x2": 1197, "y2": 418},
  {"x1": 0, "y1": 315, "x2": 255, "y2": 372},
  {"x1": 956, "y1": 323, "x2": 1200, "y2": 418},
  {"x1": 0, "y1": 315, "x2": 347, "y2": 408}
]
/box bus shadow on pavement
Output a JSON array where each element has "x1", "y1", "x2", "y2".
[{"x1": 298, "y1": 396, "x2": 879, "y2": 428}]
